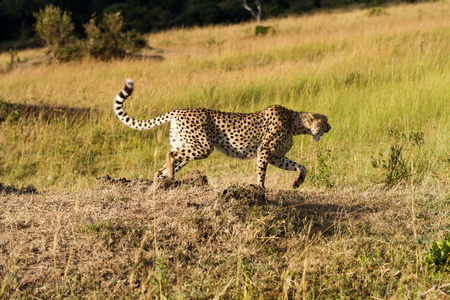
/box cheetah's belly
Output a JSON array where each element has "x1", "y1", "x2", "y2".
[{"x1": 212, "y1": 140, "x2": 259, "y2": 159}]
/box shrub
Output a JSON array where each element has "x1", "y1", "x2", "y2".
[
  {"x1": 368, "y1": 7, "x2": 386, "y2": 17},
  {"x1": 308, "y1": 147, "x2": 334, "y2": 188},
  {"x1": 34, "y1": 6, "x2": 147, "y2": 62},
  {"x1": 34, "y1": 5, "x2": 82, "y2": 62},
  {"x1": 86, "y1": 13, "x2": 126, "y2": 60},
  {"x1": 255, "y1": 25, "x2": 272, "y2": 36},
  {"x1": 425, "y1": 234, "x2": 450, "y2": 273},
  {"x1": 84, "y1": 12, "x2": 147, "y2": 61},
  {"x1": 371, "y1": 128, "x2": 425, "y2": 187},
  {"x1": 6, "y1": 48, "x2": 18, "y2": 71},
  {"x1": 0, "y1": 101, "x2": 20, "y2": 123}
]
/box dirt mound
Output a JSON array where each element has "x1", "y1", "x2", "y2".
[
  {"x1": 96, "y1": 175, "x2": 134, "y2": 185},
  {"x1": 154, "y1": 170, "x2": 209, "y2": 189},
  {"x1": 179, "y1": 170, "x2": 209, "y2": 186},
  {"x1": 0, "y1": 183, "x2": 38, "y2": 195},
  {"x1": 221, "y1": 184, "x2": 266, "y2": 204},
  {"x1": 96, "y1": 170, "x2": 209, "y2": 190},
  {"x1": 153, "y1": 177, "x2": 181, "y2": 189}
]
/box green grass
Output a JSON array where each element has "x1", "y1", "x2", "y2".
[{"x1": 0, "y1": 53, "x2": 448, "y2": 189}]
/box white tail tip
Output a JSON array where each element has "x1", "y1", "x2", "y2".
[{"x1": 125, "y1": 78, "x2": 134, "y2": 88}]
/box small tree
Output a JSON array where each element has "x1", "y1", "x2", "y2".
[
  {"x1": 84, "y1": 12, "x2": 147, "y2": 61},
  {"x1": 34, "y1": 5, "x2": 81, "y2": 62},
  {"x1": 34, "y1": 6, "x2": 147, "y2": 62}
]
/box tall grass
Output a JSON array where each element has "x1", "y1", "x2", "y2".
[{"x1": 0, "y1": 1, "x2": 449, "y2": 190}]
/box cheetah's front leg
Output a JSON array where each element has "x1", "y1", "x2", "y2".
[{"x1": 269, "y1": 156, "x2": 307, "y2": 189}]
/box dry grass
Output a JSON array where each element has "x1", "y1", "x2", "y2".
[
  {"x1": 0, "y1": 1, "x2": 448, "y2": 190},
  {"x1": 0, "y1": 176, "x2": 448, "y2": 298}
]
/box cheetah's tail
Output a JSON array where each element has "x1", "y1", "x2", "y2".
[{"x1": 114, "y1": 79, "x2": 172, "y2": 131}]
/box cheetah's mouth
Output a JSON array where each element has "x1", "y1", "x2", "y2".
[{"x1": 313, "y1": 134, "x2": 321, "y2": 142}]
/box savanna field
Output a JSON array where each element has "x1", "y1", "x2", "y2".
[{"x1": 0, "y1": 1, "x2": 449, "y2": 298}]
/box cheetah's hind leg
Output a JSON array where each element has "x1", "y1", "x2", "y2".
[
  {"x1": 153, "y1": 155, "x2": 177, "y2": 184},
  {"x1": 154, "y1": 144, "x2": 214, "y2": 185},
  {"x1": 166, "y1": 152, "x2": 175, "y2": 179},
  {"x1": 153, "y1": 164, "x2": 166, "y2": 187},
  {"x1": 153, "y1": 159, "x2": 182, "y2": 187}
]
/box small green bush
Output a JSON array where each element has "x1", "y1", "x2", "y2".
[
  {"x1": 85, "y1": 13, "x2": 125, "y2": 60},
  {"x1": 425, "y1": 234, "x2": 450, "y2": 272},
  {"x1": 6, "y1": 48, "x2": 18, "y2": 71},
  {"x1": 309, "y1": 147, "x2": 334, "y2": 188},
  {"x1": 84, "y1": 13, "x2": 147, "y2": 61},
  {"x1": 368, "y1": 7, "x2": 386, "y2": 17},
  {"x1": 371, "y1": 128, "x2": 424, "y2": 187},
  {"x1": 255, "y1": 25, "x2": 272, "y2": 36},
  {"x1": 34, "y1": 6, "x2": 147, "y2": 62},
  {"x1": 34, "y1": 5, "x2": 81, "y2": 62},
  {"x1": 0, "y1": 102, "x2": 20, "y2": 123}
]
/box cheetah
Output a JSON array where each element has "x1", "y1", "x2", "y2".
[{"x1": 114, "y1": 79, "x2": 331, "y2": 189}]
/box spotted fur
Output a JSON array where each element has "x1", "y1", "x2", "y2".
[{"x1": 114, "y1": 79, "x2": 331, "y2": 189}]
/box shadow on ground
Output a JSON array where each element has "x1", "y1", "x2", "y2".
[
  {"x1": 0, "y1": 182, "x2": 38, "y2": 194},
  {"x1": 0, "y1": 100, "x2": 98, "y2": 123},
  {"x1": 97, "y1": 171, "x2": 372, "y2": 238}
]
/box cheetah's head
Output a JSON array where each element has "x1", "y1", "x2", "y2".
[{"x1": 306, "y1": 113, "x2": 331, "y2": 142}]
